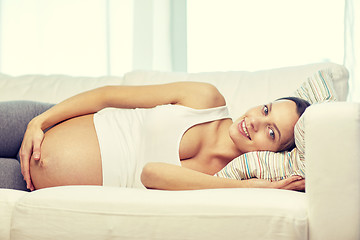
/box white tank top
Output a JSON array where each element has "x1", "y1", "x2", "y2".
[{"x1": 93, "y1": 104, "x2": 230, "y2": 188}]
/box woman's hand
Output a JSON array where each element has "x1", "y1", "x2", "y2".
[
  {"x1": 19, "y1": 118, "x2": 44, "y2": 191},
  {"x1": 248, "y1": 176, "x2": 305, "y2": 192},
  {"x1": 275, "y1": 176, "x2": 305, "y2": 191}
]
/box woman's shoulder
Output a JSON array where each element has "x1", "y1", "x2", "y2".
[{"x1": 176, "y1": 82, "x2": 226, "y2": 109}]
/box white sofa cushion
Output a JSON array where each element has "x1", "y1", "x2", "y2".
[
  {"x1": 0, "y1": 74, "x2": 124, "y2": 103},
  {"x1": 0, "y1": 62, "x2": 348, "y2": 108},
  {"x1": 0, "y1": 189, "x2": 27, "y2": 240},
  {"x1": 10, "y1": 186, "x2": 307, "y2": 240}
]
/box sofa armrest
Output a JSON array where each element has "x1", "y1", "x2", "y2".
[{"x1": 306, "y1": 102, "x2": 360, "y2": 240}]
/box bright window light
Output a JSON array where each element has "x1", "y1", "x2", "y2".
[
  {"x1": 0, "y1": 0, "x2": 133, "y2": 77},
  {"x1": 187, "y1": 0, "x2": 344, "y2": 72}
]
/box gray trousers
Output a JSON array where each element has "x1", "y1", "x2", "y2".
[{"x1": 0, "y1": 101, "x2": 54, "y2": 191}]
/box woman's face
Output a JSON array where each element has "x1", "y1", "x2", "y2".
[{"x1": 229, "y1": 100, "x2": 299, "y2": 154}]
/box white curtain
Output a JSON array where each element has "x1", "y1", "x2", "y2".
[
  {"x1": 132, "y1": 0, "x2": 187, "y2": 73},
  {"x1": 0, "y1": 0, "x2": 186, "y2": 77},
  {"x1": 344, "y1": 0, "x2": 360, "y2": 102}
]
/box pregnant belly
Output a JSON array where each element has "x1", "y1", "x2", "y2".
[{"x1": 30, "y1": 114, "x2": 103, "y2": 189}]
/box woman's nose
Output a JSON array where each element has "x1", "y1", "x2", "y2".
[{"x1": 249, "y1": 117, "x2": 264, "y2": 132}]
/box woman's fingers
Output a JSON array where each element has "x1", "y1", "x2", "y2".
[
  {"x1": 20, "y1": 129, "x2": 44, "y2": 191},
  {"x1": 246, "y1": 176, "x2": 305, "y2": 191},
  {"x1": 277, "y1": 176, "x2": 305, "y2": 191},
  {"x1": 19, "y1": 143, "x2": 33, "y2": 190},
  {"x1": 287, "y1": 179, "x2": 305, "y2": 191}
]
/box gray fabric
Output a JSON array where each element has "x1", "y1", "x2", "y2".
[
  {"x1": 0, "y1": 158, "x2": 28, "y2": 191},
  {"x1": 0, "y1": 101, "x2": 54, "y2": 190},
  {"x1": 0, "y1": 101, "x2": 54, "y2": 159}
]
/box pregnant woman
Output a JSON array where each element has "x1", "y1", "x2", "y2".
[{"x1": 16, "y1": 82, "x2": 307, "y2": 191}]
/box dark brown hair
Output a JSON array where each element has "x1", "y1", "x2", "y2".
[{"x1": 276, "y1": 97, "x2": 310, "y2": 151}]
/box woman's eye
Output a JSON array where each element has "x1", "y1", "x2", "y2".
[
  {"x1": 269, "y1": 128, "x2": 275, "y2": 139},
  {"x1": 263, "y1": 105, "x2": 269, "y2": 115}
]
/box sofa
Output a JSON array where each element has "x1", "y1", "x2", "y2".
[{"x1": 0, "y1": 62, "x2": 359, "y2": 240}]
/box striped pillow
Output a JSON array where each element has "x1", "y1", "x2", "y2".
[
  {"x1": 215, "y1": 70, "x2": 337, "y2": 181},
  {"x1": 293, "y1": 70, "x2": 337, "y2": 161}
]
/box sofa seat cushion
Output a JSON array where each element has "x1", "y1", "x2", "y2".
[
  {"x1": 10, "y1": 186, "x2": 307, "y2": 240},
  {"x1": 0, "y1": 189, "x2": 27, "y2": 240}
]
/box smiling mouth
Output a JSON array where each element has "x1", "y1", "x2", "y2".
[{"x1": 239, "y1": 119, "x2": 251, "y2": 140}]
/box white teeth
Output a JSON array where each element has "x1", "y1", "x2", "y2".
[{"x1": 242, "y1": 121, "x2": 250, "y2": 139}]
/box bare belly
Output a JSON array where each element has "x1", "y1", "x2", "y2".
[{"x1": 30, "y1": 114, "x2": 103, "y2": 189}]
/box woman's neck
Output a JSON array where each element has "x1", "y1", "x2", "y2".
[{"x1": 211, "y1": 118, "x2": 243, "y2": 165}]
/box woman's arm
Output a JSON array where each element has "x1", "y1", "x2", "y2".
[
  {"x1": 20, "y1": 82, "x2": 225, "y2": 190},
  {"x1": 141, "y1": 162, "x2": 305, "y2": 191},
  {"x1": 30, "y1": 82, "x2": 225, "y2": 132}
]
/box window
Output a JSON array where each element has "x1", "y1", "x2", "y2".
[
  {"x1": 0, "y1": 0, "x2": 133, "y2": 77},
  {"x1": 187, "y1": 0, "x2": 344, "y2": 72},
  {"x1": 0, "y1": 0, "x2": 346, "y2": 78}
]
